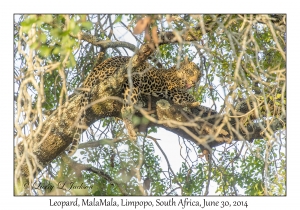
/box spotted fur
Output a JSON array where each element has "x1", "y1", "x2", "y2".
[{"x1": 68, "y1": 56, "x2": 201, "y2": 155}]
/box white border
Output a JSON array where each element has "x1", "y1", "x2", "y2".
[{"x1": 4, "y1": 1, "x2": 298, "y2": 209}]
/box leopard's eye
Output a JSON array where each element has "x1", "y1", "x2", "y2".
[{"x1": 187, "y1": 70, "x2": 194, "y2": 76}]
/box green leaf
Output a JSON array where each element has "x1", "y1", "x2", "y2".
[
  {"x1": 147, "y1": 126, "x2": 157, "y2": 134},
  {"x1": 68, "y1": 53, "x2": 76, "y2": 68},
  {"x1": 52, "y1": 46, "x2": 61, "y2": 55},
  {"x1": 72, "y1": 25, "x2": 81, "y2": 35},
  {"x1": 20, "y1": 15, "x2": 37, "y2": 27},
  {"x1": 40, "y1": 45, "x2": 52, "y2": 57},
  {"x1": 69, "y1": 19, "x2": 76, "y2": 31},
  {"x1": 81, "y1": 21, "x2": 93, "y2": 30},
  {"x1": 40, "y1": 15, "x2": 53, "y2": 23},
  {"x1": 30, "y1": 42, "x2": 39, "y2": 50},
  {"x1": 50, "y1": 28, "x2": 62, "y2": 38},
  {"x1": 276, "y1": 94, "x2": 281, "y2": 99},
  {"x1": 114, "y1": 15, "x2": 123, "y2": 23},
  {"x1": 39, "y1": 33, "x2": 47, "y2": 43}
]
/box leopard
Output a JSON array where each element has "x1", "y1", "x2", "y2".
[{"x1": 67, "y1": 56, "x2": 203, "y2": 156}]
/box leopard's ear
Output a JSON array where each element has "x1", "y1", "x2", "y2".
[{"x1": 184, "y1": 56, "x2": 189, "y2": 64}]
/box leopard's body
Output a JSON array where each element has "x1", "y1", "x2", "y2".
[{"x1": 68, "y1": 56, "x2": 202, "y2": 156}]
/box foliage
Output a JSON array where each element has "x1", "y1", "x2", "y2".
[{"x1": 14, "y1": 14, "x2": 286, "y2": 196}]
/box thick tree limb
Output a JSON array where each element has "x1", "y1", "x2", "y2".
[{"x1": 14, "y1": 70, "x2": 285, "y2": 184}]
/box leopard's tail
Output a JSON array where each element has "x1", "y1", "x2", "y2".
[
  {"x1": 68, "y1": 127, "x2": 81, "y2": 156},
  {"x1": 68, "y1": 90, "x2": 89, "y2": 156}
]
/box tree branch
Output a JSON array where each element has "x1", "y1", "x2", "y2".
[
  {"x1": 61, "y1": 153, "x2": 128, "y2": 195},
  {"x1": 71, "y1": 31, "x2": 137, "y2": 52}
]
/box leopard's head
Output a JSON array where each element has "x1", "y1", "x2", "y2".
[{"x1": 176, "y1": 57, "x2": 201, "y2": 89}]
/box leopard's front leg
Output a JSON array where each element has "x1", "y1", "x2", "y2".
[
  {"x1": 167, "y1": 89, "x2": 200, "y2": 106},
  {"x1": 167, "y1": 89, "x2": 218, "y2": 115}
]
